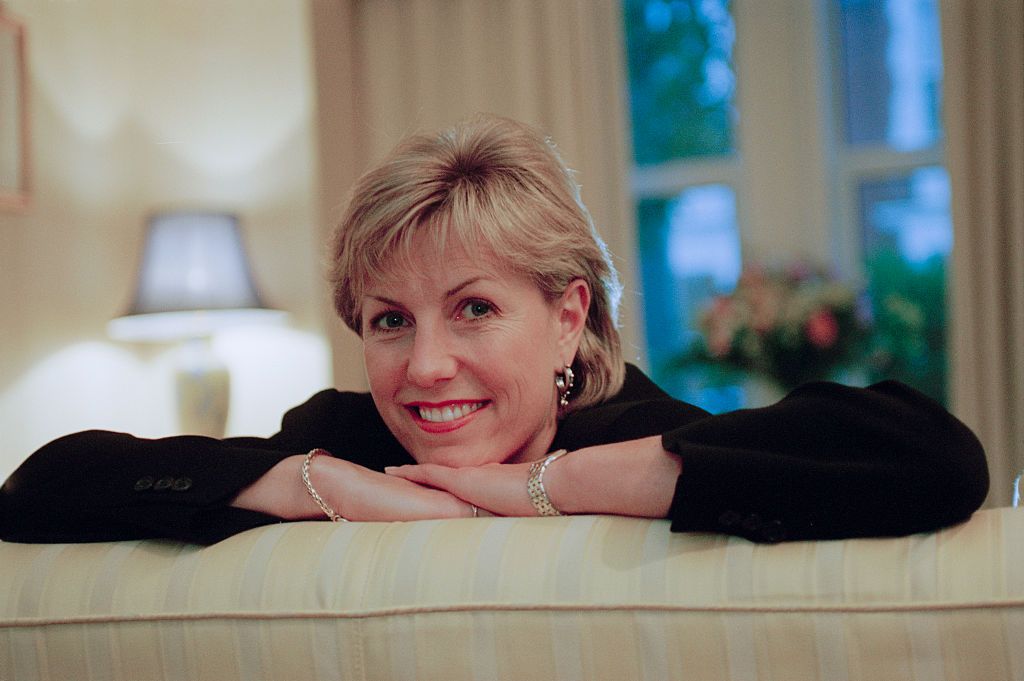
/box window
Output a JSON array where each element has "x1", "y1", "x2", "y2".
[
  {"x1": 624, "y1": 0, "x2": 743, "y2": 412},
  {"x1": 623, "y1": 0, "x2": 951, "y2": 408},
  {"x1": 835, "y1": 0, "x2": 950, "y2": 402}
]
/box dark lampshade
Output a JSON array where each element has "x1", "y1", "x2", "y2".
[{"x1": 108, "y1": 212, "x2": 286, "y2": 341}]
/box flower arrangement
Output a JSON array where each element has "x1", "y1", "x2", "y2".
[{"x1": 696, "y1": 263, "x2": 870, "y2": 392}]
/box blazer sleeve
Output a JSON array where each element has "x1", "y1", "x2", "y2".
[
  {"x1": 0, "y1": 390, "x2": 375, "y2": 545},
  {"x1": 657, "y1": 380, "x2": 989, "y2": 542}
]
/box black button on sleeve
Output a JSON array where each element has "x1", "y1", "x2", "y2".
[
  {"x1": 153, "y1": 477, "x2": 174, "y2": 491},
  {"x1": 133, "y1": 477, "x2": 154, "y2": 492},
  {"x1": 171, "y1": 477, "x2": 193, "y2": 492}
]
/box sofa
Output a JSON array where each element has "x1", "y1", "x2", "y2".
[{"x1": 1, "y1": 507, "x2": 1022, "y2": 681}]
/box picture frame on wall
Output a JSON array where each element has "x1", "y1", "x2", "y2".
[{"x1": 0, "y1": 8, "x2": 29, "y2": 210}]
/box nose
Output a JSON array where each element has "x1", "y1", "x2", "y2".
[{"x1": 405, "y1": 324, "x2": 458, "y2": 388}]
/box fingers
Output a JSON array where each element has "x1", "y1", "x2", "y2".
[
  {"x1": 387, "y1": 462, "x2": 536, "y2": 518},
  {"x1": 315, "y1": 459, "x2": 474, "y2": 522},
  {"x1": 384, "y1": 464, "x2": 451, "y2": 487},
  {"x1": 386, "y1": 464, "x2": 494, "y2": 514},
  {"x1": 383, "y1": 464, "x2": 419, "y2": 480},
  {"x1": 379, "y1": 465, "x2": 480, "y2": 518}
]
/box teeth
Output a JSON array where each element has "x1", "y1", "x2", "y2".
[{"x1": 418, "y1": 402, "x2": 484, "y2": 423}]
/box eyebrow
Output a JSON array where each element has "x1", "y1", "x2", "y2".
[
  {"x1": 365, "y1": 276, "x2": 489, "y2": 308},
  {"x1": 445, "y1": 276, "x2": 486, "y2": 299}
]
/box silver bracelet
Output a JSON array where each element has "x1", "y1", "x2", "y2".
[
  {"x1": 527, "y1": 449, "x2": 570, "y2": 516},
  {"x1": 300, "y1": 448, "x2": 348, "y2": 522}
]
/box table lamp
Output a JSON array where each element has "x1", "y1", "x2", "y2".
[{"x1": 108, "y1": 212, "x2": 286, "y2": 437}]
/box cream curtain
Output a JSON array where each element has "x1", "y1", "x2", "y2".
[
  {"x1": 310, "y1": 0, "x2": 640, "y2": 390},
  {"x1": 942, "y1": 0, "x2": 1024, "y2": 506}
]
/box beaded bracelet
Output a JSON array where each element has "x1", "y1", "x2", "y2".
[
  {"x1": 527, "y1": 449, "x2": 570, "y2": 516},
  {"x1": 300, "y1": 448, "x2": 349, "y2": 522}
]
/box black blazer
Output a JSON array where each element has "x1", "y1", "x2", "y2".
[{"x1": 0, "y1": 365, "x2": 988, "y2": 545}]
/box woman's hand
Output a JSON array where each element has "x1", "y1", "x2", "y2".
[
  {"x1": 385, "y1": 461, "x2": 537, "y2": 517},
  {"x1": 231, "y1": 454, "x2": 475, "y2": 521},
  {"x1": 386, "y1": 435, "x2": 683, "y2": 518}
]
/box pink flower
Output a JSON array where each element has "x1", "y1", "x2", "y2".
[
  {"x1": 707, "y1": 328, "x2": 733, "y2": 358},
  {"x1": 806, "y1": 309, "x2": 839, "y2": 348},
  {"x1": 708, "y1": 296, "x2": 732, "y2": 316},
  {"x1": 704, "y1": 297, "x2": 735, "y2": 357},
  {"x1": 750, "y1": 288, "x2": 780, "y2": 333},
  {"x1": 785, "y1": 261, "x2": 814, "y2": 283},
  {"x1": 738, "y1": 264, "x2": 767, "y2": 289}
]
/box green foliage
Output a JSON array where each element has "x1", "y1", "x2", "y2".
[
  {"x1": 622, "y1": 0, "x2": 735, "y2": 165},
  {"x1": 863, "y1": 251, "x2": 948, "y2": 404}
]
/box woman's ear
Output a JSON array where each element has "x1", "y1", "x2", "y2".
[{"x1": 555, "y1": 279, "x2": 591, "y2": 364}]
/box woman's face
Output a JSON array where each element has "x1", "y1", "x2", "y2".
[{"x1": 361, "y1": 236, "x2": 587, "y2": 467}]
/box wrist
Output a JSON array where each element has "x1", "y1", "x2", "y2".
[
  {"x1": 301, "y1": 448, "x2": 349, "y2": 522},
  {"x1": 542, "y1": 448, "x2": 586, "y2": 515},
  {"x1": 543, "y1": 436, "x2": 681, "y2": 517},
  {"x1": 232, "y1": 454, "x2": 319, "y2": 519},
  {"x1": 527, "y1": 449, "x2": 571, "y2": 516}
]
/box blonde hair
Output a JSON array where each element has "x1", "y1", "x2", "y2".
[{"x1": 331, "y1": 114, "x2": 625, "y2": 410}]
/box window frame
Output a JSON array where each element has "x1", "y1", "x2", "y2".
[{"x1": 625, "y1": 0, "x2": 952, "y2": 401}]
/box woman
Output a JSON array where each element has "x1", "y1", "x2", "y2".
[{"x1": 0, "y1": 115, "x2": 988, "y2": 545}]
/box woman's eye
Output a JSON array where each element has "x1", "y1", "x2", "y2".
[
  {"x1": 374, "y1": 312, "x2": 409, "y2": 330},
  {"x1": 460, "y1": 300, "x2": 493, "y2": 320}
]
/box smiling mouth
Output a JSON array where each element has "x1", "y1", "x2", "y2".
[{"x1": 414, "y1": 401, "x2": 487, "y2": 423}]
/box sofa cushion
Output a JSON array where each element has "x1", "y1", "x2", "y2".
[{"x1": 1, "y1": 508, "x2": 1022, "y2": 680}]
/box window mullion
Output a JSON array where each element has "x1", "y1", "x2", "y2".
[
  {"x1": 839, "y1": 145, "x2": 945, "y2": 179},
  {"x1": 631, "y1": 156, "x2": 741, "y2": 199}
]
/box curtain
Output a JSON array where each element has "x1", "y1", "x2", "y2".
[
  {"x1": 310, "y1": 0, "x2": 639, "y2": 390},
  {"x1": 942, "y1": 0, "x2": 1024, "y2": 506}
]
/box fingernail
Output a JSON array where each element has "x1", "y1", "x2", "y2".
[{"x1": 384, "y1": 466, "x2": 397, "y2": 473}]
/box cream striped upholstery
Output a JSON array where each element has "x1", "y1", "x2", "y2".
[{"x1": 2, "y1": 508, "x2": 1022, "y2": 680}]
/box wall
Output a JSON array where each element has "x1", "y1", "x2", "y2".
[{"x1": 0, "y1": 0, "x2": 332, "y2": 480}]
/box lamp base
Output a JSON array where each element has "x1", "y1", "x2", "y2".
[{"x1": 175, "y1": 338, "x2": 229, "y2": 438}]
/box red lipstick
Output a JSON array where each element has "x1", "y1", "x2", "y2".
[{"x1": 406, "y1": 400, "x2": 489, "y2": 434}]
